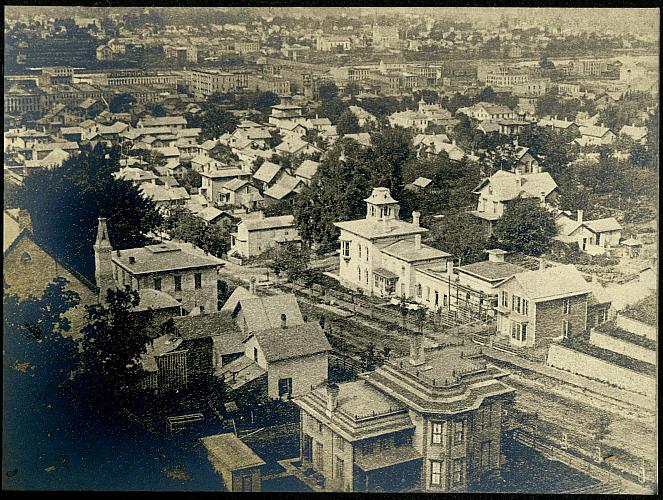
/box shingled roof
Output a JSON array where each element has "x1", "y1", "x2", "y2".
[
  {"x1": 234, "y1": 293, "x2": 304, "y2": 333},
  {"x1": 249, "y1": 322, "x2": 332, "y2": 362},
  {"x1": 170, "y1": 311, "x2": 241, "y2": 340}
]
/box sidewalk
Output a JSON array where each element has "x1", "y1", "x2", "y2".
[{"x1": 479, "y1": 344, "x2": 654, "y2": 411}]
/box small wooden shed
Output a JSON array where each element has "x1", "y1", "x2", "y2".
[{"x1": 200, "y1": 433, "x2": 265, "y2": 492}]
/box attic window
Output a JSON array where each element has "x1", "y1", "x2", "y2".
[{"x1": 20, "y1": 251, "x2": 32, "y2": 264}]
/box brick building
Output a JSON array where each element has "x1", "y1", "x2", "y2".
[{"x1": 294, "y1": 332, "x2": 515, "y2": 492}]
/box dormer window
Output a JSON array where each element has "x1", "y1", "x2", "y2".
[{"x1": 20, "y1": 251, "x2": 32, "y2": 264}]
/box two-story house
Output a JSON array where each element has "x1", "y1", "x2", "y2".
[
  {"x1": 294, "y1": 331, "x2": 515, "y2": 492},
  {"x1": 334, "y1": 188, "x2": 451, "y2": 298},
  {"x1": 555, "y1": 210, "x2": 623, "y2": 255},
  {"x1": 494, "y1": 264, "x2": 591, "y2": 348},
  {"x1": 470, "y1": 170, "x2": 559, "y2": 233},
  {"x1": 94, "y1": 218, "x2": 224, "y2": 314},
  {"x1": 229, "y1": 214, "x2": 301, "y2": 259}
]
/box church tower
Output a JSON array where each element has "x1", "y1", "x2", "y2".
[
  {"x1": 94, "y1": 217, "x2": 115, "y2": 301},
  {"x1": 364, "y1": 187, "x2": 400, "y2": 222}
]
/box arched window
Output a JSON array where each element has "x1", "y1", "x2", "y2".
[{"x1": 20, "y1": 251, "x2": 32, "y2": 264}]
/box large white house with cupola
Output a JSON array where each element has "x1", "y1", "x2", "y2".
[{"x1": 334, "y1": 187, "x2": 451, "y2": 298}]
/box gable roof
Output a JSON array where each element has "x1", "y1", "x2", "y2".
[
  {"x1": 240, "y1": 214, "x2": 296, "y2": 232},
  {"x1": 220, "y1": 286, "x2": 256, "y2": 313},
  {"x1": 263, "y1": 174, "x2": 304, "y2": 200},
  {"x1": 140, "y1": 116, "x2": 187, "y2": 127},
  {"x1": 250, "y1": 322, "x2": 331, "y2": 363},
  {"x1": 221, "y1": 178, "x2": 251, "y2": 192},
  {"x1": 578, "y1": 125, "x2": 613, "y2": 138},
  {"x1": 457, "y1": 260, "x2": 526, "y2": 282},
  {"x1": 171, "y1": 311, "x2": 242, "y2": 340},
  {"x1": 342, "y1": 132, "x2": 372, "y2": 147},
  {"x1": 253, "y1": 161, "x2": 283, "y2": 184},
  {"x1": 112, "y1": 242, "x2": 222, "y2": 275},
  {"x1": 234, "y1": 293, "x2": 304, "y2": 333},
  {"x1": 502, "y1": 264, "x2": 590, "y2": 302},
  {"x1": 583, "y1": 217, "x2": 622, "y2": 233},
  {"x1": 473, "y1": 170, "x2": 557, "y2": 201},
  {"x1": 295, "y1": 159, "x2": 319, "y2": 180},
  {"x1": 197, "y1": 206, "x2": 225, "y2": 223},
  {"x1": 412, "y1": 176, "x2": 432, "y2": 188}
]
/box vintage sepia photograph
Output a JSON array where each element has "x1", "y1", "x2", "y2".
[{"x1": 3, "y1": 6, "x2": 658, "y2": 494}]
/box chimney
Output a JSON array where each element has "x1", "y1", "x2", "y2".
[
  {"x1": 539, "y1": 258, "x2": 547, "y2": 270},
  {"x1": 250, "y1": 276, "x2": 257, "y2": 295},
  {"x1": 486, "y1": 249, "x2": 506, "y2": 263},
  {"x1": 409, "y1": 330, "x2": 425, "y2": 366},
  {"x1": 414, "y1": 234, "x2": 421, "y2": 250},
  {"x1": 281, "y1": 313, "x2": 287, "y2": 329},
  {"x1": 326, "y1": 383, "x2": 340, "y2": 417},
  {"x1": 18, "y1": 208, "x2": 33, "y2": 232},
  {"x1": 129, "y1": 256, "x2": 136, "y2": 264},
  {"x1": 577, "y1": 209, "x2": 583, "y2": 224},
  {"x1": 412, "y1": 211, "x2": 420, "y2": 227},
  {"x1": 446, "y1": 260, "x2": 454, "y2": 275}
]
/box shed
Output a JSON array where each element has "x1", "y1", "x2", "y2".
[{"x1": 200, "y1": 433, "x2": 265, "y2": 492}]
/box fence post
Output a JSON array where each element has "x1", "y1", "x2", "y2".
[
  {"x1": 640, "y1": 459, "x2": 646, "y2": 484},
  {"x1": 594, "y1": 445, "x2": 602, "y2": 463},
  {"x1": 561, "y1": 432, "x2": 568, "y2": 450}
]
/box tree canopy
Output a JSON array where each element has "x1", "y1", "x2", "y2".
[
  {"x1": 15, "y1": 144, "x2": 162, "y2": 278},
  {"x1": 336, "y1": 109, "x2": 361, "y2": 136},
  {"x1": 428, "y1": 212, "x2": 490, "y2": 265},
  {"x1": 490, "y1": 197, "x2": 558, "y2": 256},
  {"x1": 108, "y1": 93, "x2": 136, "y2": 113}
]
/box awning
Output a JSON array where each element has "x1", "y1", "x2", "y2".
[
  {"x1": 373, "y1": 268, "x2": 399, "y2": 280},
  {"x1": 354, "y1": 446, "x2": 422, "y2": 472}
]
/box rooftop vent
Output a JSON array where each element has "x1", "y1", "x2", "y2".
[{"x1": 129, "y1": 256, "x2": 136, "y2": 264}]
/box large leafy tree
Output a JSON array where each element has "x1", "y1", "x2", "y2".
[
  {"x1": 265, "y1": 242, "x2": 311, "y2": 282},
  {"x1": 3, "y1": 278, "x2": 81, "y2": 484},
  {"x1": 336, "y1": 109, "x2": 361, "y2": 136},
  {"x1": 188, "y1": 108, "x2": 239, "y2": 142},
  {"x1": 108, "y1": 93, "x2": 136, "y2": 113},
  {"x1": 427, "y1": 213, "x2": 490, "y2": 265},
  {"x1": 15, "y1": 144, "x2": 162, "y2": 279},
  {"x1": 165, "y1": 207, "x2": 230, "y2": 257},
  {"x1": 491, "y1": 197, "x2": 558, "y2": 256},
  {"x1": 75, "y1": 288, "x2": 153, "y2": 405}
]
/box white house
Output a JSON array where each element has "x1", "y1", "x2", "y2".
[
  {"x1": 229, "y1": 214, "x2": 301, "y2": 259},
  {"x1": 334, "y1": 187, "x2": 451, "y2": 298}
]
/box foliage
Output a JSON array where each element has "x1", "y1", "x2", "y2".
[
  {"x1": 188, "y1": 108, "x2": 239, "y2": 142},
  {"x1": 165, "y1": 207, "x2": 230, "y2": 257},
  {"x1": 75, "y1": 288, "x2": 152, "y2": 404},
  {"x1": 490, "y1": 197, "x2": 558, "y2": 257},
  {"x1": 265, "y1": 242, "x2": 310, "y2": 282},
  {"x1": 144, "y1": 103, "x2": 167, "y2": 117},
  {"x1": 428, "y1": 212, "x2": 490, "y2": 265},
  {"x1": 336, "y1": 109, "x2": 361, "y2": 136},
  {"x1": 179, "y1": 168, "x2": 202, "y2": 192},
  {"x1": 109, "y1": 93, "x2": 136, "y2": 113},
  {"x1": 209, "y1": 143, "x2": 239, "y2": 163},
  {"x1": 128, "y1": 147, "x2": 167, "y2": 166},
  {"x1": 535, "y1": 88, "x2": 589, "y2": 121},
  {"x1": 481, "y1": 142, "x2": 525, "y2": 176},
  {"x1": 15, "y1": 144, "x2": 162, "y2": 278}
]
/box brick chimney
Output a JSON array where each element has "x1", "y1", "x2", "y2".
[
  {"x1": 412, "y1": 211, "x2": 420, "y2": 227},
  {"x1": 539, "y1": 258, "x2": 547, "y2": 270},
  {"x1": 446, "y1": 260, "x2": 454, "y2": 275},
  {"x1": 326, "y1": 383, "x2": 340, "y2": 418},
  {"x1": 281, "y1": 313, "x2": 287, "y2": 329},
  {"x1": 250, "y1": 276, "x2": 257, "y2": 295},
  {"x1": 18, "y1": 208, "x2": 32, "y2": 232},
  {"x1": 486, "y1": 249, "x2": 507, "y2": 263},
  {"x1": 577, "y1": 209, "x2": 584, "y2": 224},
  {"x1": 409, "y1": 330, "x2": 425, "y2": 366}
]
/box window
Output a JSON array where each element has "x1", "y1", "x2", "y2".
[
  {"x1": 316, "y1": 442, "x2": 324, "y2": 470},
  {"x1": 384, "y1": 207, "x2": 391, "y2": 216},
  {"x1": 241, "y1": 474, "x2": 253, "y2": 492},
  {"x1": 364, "y1": 270, "x2": 368, "y2": 284},
  {"x1": 479, "y1": 404, "x2": 492, "y2": 430},
  {"x1": 480, "y1": 441, "x2": 492, "y2": 470},
  {"x1": 426, "y1": 286, "x2": 430, "y2": 301},
  {"x1": 174, "y1": 275, "x2": 182, "y2": 292},
  {"x1": 431, "y1": 422, "x2": 443, "y2": 444},
  {"x1": 454, "y1": 420, "x2": 464, "y2": 444},
  {"x1": 154, "y1": 277, "x2": 162, "y2": 291},
  {"x1": 452, "y1": 458, "x2": 465, "y2": 485},
  {"x1": 278, "y1": 377, "x2": 292, "y2": 398},
  {"x1": 318, "y1": 422, "x2": 324, "y2": 433},
  {"x1": 563, "y1": 298, "x2": 571, "y2": 314},
  {"x1": 511, "y1": 322, "x2": 527, "y2": 342},
  {"x1": 435, "y1": 290, "x2": 439, "y2": 306},
  {"x1": 599, "y1": 308, "x2": 608, "y2": 324},
  {"x1": 430, "y1": 460, "x2": 442, "y2": 485},
  {"x1": 563, "y1": 319, "x2": 570, "y2": 338},
  {"x1": 20, "y1": 251, "x2": 32, "y2": 264},
  {"x1": 342, "y1": 241, "x2": 350, "y2": 258},
  {"x1": 336, "y1": 435, "x2": 344, "y2": 451},
  {"x1": 358, "y1": 244, "x2": 361, "y2": 259},
  {"x1": 416, "y1": 284, "x2": 422, "y2": 298},
  {"x1": 374, "y1": 274, "x2": 380, "y2": 288},
  {"x1": 522, "y1": 299, "x2": 529, "y2": 316},
  {"x1": 501, "y1": 291, "x2": 508, "y2": 307},
  {"x1": 358, "y1": 267, "x2": 361, "y2": 281},
  {"x1": 194, "y1": 273, "x2": 202, "y2": 289},
  {"x1": 253, "y1": 347, "x2": 258, "y2": 362},
  {"x1": 335, "y1": 457, "x2": 345, "y2": 482}
]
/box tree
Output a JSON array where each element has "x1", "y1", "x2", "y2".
[
  {"x1": 197, "y1": 109, "x2": 240, "y2": 142},
  {"x1": 428, "y1": 212, "x2": 490, "y2": 265},
  {"x1": 179, "y1": 168, "x2": 202, "y2": 192},
  {"x1": 15, "y1": 144, "x2": 162, "y2": 278},
  {"x1": 319, "y1": 81, "x2": 339, "y2": 102},
  {"x1": 166, "y1": 207, "x2": 230, "y2": 257},
  {"x1": 266, "y1": 242, "x2": 310, "y2": 282},
  {"x1": 344, "y1": 81, "x2": 361, "y2": 97},
  {"x1": 144, "y1": 103, "x2": 167, "y2": 117},
  {"x1": 76, "y1": 288, "x2": 153, "y2": 405},
  {"x1": 539, "y1": 57, "x2": 555, "y2": 70},
  {"x1": 108, "y1": 93, "x2": 136, "y2": 113},
  {"x1": 336, "y1": 109, "x2": 360, "y2": 136},
  {"x1": 481, "y1": 142, "x2": 523, "y2": 176},
  {"x1": 491, "y1": 197, "x2": 558, "y2": 256}
]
